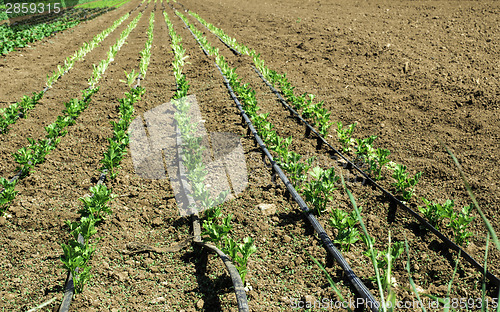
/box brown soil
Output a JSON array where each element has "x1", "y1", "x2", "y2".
[{"x1": 0, "y1": 0, "x2": 498, "y2": 311}]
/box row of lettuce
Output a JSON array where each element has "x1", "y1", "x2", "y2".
[
  {"x1": 165, "y1": 10, "x2": 256, "y2": 285},
  {"x1": 186, "y1": 11, "x2": 475, "y2": 248},
  {"x1": 61, "y1": 10, "x2": 150, "y2": 294},
  {"x1": 1, "y1": 6, "x2": 147, "y2": 295},
  {"x1": 0, "y1": 12, "x2": 132, "y2": 217},
  {"x1": 0, "y1": 12, "x2": 130, "y2": 135}
]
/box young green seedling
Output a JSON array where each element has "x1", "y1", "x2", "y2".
[
  {"x1": 120, "y1": 70, "x2": 140, "y2": 87},
  {"x1": 0, "y1": 178, "x2": 17, "y2": 215},
  {"x1": 78, "y1": 184, "x2": 115, "y2": 222},
  {"x1": 329, "y1": 207, "x2": 360, "y2": 251},
  {"x1": 448, "y1": 204, "x2": 474, "y2": 246},
  {"x1": 60, "y1": 239, "x2": 95, "y2": 294},
  {"x1": 418, "y1": 198, "x2": 454, "y2": 229},
  {"x1": 303, "y1": 167, "x2": 339, "y2": 215},
  {"x1": 391, "y1": 164, "x2": 422, "y2": 201},
  {"x1": 336, "y1": 122, "x2": 356, "y2": 153},
  {"x1": 362, "y1": 234, "x2": 404, "y2": 291}
]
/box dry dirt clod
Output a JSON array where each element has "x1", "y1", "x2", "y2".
[
  {"x1": 150, "y1": 296, "x2": 166, "y2": 304},
  {"x1": 258, "y1": 203, "x2": 276, "y2": 215},
  {"x1": 196, "y1": 298, "x2": 204, "y2": 309}
]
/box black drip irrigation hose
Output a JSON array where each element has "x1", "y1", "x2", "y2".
[
  {"x1": 252, "y1": 66, "x2": 500, "y2": 288},
  {"x1": 174, "y1": 8, "x2": 380, "y2": 311},
  {"x1": 220, "y1": 62, "x2": 380, "y2": 312},
  {"x1": 174, "y1": 124, "x2": 250, "y2": 312}
]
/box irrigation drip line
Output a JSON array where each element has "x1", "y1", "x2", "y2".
[
  {"x1": 252, "y1": 66, "x2": 500, "y2": 288},
  {"x1": 219, "y1": 61, "x2": 379, "y2": 312},
  {"x1": 174, "y1": 7, "x2": 380, "y2": 310},
  {"x1": 174, "y1": 125, "x2": 250, "y2": 312}
]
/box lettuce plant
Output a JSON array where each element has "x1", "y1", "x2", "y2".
[
  {"x1": 391, "y1": 164, "x2": 422, "y2": 201},
  {"x1": 418, "y1": 198, "x2": 454, "y2": 229},
  {"x1": 336, "y1": 122, "x2": 356, "y2": 153},
  {"x1": 223, "y1": 237, "x2": 257, "y2": 284},
  {"x1": 330, "y1": 208, "x2": 360, "y2": 251},
  {"x1": 303, "y1": 167, "x2": 339, "y2": 215},
  {"x1": 0, "y1": 178, "x2": 17, "y2": 215},
  {"x1": 78, "y1": 184, "x2": 115, "y2": 222},
  {"x1": 61, "y1": 238, "x2": 95, "y2": 294},
  {"x1": 448, "y1": 204, "x2": 474, "y2": 246}
]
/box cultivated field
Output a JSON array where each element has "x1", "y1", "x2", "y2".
[{"x1": 0, "y1": 0, "x2": 499, "y2": 311}]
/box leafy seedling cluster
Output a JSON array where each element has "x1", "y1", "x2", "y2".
[
  {"x1": 61, "y1": 184, "x2": 115, "y2": 293},
  {"x1": 390, "y1": 164, "x2": 422, "y2": 201},
  {"x1": 139, "y1": 12, "x2": 154, "y2": 79},
  {"x1": 101, "y1": 85, "x2": 144, "y2": 179},
  {"x1": 164, "y1": 12, "x2": 190, "y2": 99},
  {"x1": 329, "y1": 207, "x2": 360, "y2": 252},
  {"x1": 419, "y1": 198, "x2": 474, "y2": 246}
]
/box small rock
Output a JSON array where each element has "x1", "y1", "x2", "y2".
[
  {"x1": 137, "y1": 272, "x2": 146, "y2": 280},
  {"x1": 152, "y1": 217, "x2": 162, "y2": 226},
  {"x1": 295, "y1": 256, "x2": 304, "y2": 266},
  {"x1": 4, "y1": 293, "x2": 15, "y2": 300},
  {"x1": 283, "y1": 235, "x2": 292, "y2": 244},
  {"x1": 303, "y1": 295, "x2": 315, "y2": 304},
  {"x1": 113, "y1": 271, "x2": 128, "y2": 282},
  {"x1": 258, "y1": 203, "x2": 276, "y2": 216},
  {"x1": 0, "y1": 216, "x2": 6, "y2": 225},
  {"x1": 196, "y1": 298, "x2": 204, "y2": 309},
  {"x1": 150, "y1": 296, "x2": 166, "y2": 304},
  {"x1": 102, "y1": 261, "x2": 110, "y2": 270}
]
